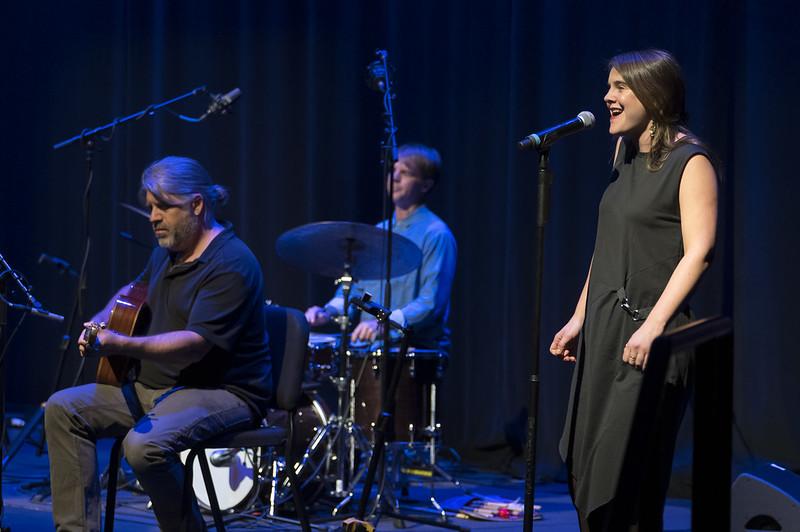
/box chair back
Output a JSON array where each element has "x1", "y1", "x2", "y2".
[{"x1": 263, "y1": 304, "x2": 309, "y2": 411}]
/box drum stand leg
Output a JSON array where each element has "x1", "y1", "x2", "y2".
[
  {"x1": 268, "y1": 453, "x2": 280, "y2": 516},
  {"x1": 317, "y1": 347, "x2": 374, "y2": 516},
  {"x1": 424, "y1": 383, "x2": 469, "y2": 493},
  {"x1": 330, "y1": 421, "x2": 372, "y2": 516},
  {"x1": 382, "y1": 382, "x2": 471, "y2": 522},
  {"x1": 327, "y1": 267, "x2": 372, "y2": 502}
]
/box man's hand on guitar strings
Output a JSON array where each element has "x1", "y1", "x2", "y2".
[{"x1": 79, "y1": 321, "x2": 107, "y2": 357}]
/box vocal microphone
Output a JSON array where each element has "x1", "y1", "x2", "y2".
[
  {"x1": 518, "y1": 111, "x2": 595, "y2": 151},
  {"x1": 38, "y1": 253, "x2": 79, "y2": 278},
  {"x1": 202, "y1": 88, "x2": 241, "y2": 119}
]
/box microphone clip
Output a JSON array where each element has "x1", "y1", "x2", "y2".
[
  {"x1": 200, "y1": 88, "x2": 242, "y2": 121},
  {"x1": 349, "y1": 292, "x2": 408, "y2": 336}
]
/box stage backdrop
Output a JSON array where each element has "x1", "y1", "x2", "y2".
[{"x1": 1, "y1": 0, "x2": 798, "y2": 485}]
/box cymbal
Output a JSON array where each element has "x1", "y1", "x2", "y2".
[{"x1": 276, "y1": 221, "x2": 422, "y2": 279}]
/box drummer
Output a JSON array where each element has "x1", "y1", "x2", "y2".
[{"x1": 305, "y1": 143, "x2": 457, "y2": 353}]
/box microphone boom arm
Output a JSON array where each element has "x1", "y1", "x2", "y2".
[{"x1": 53, "y1": 86, "x2": 208, "y2": 150}]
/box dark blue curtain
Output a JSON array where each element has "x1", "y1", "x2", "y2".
[{"x1": 1, "y1": 0, "x2": 797, "y2": 482}]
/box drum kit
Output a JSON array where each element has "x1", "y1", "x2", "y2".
[{"x1": 183, "y1": 221, "x2": 460, "y2": 521}]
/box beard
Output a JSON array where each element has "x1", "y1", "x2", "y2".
[{"x1": 156, "y1": 214, "x2": 202, "y2": 254}]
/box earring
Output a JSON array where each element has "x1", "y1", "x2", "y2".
[{"x1": 649, "y1": 121, "x2": 656, "y2": 139}]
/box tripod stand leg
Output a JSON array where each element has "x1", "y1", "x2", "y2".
[
  {"x1": 2, "y1": 406, "x2": 43, "y2": 470},
  {"x1": 430, "y1": 496, "x2": 446, "y2": 521}
]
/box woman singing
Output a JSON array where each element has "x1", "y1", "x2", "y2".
[{"x1": 550, "y1": 49, "x2": 718, "y2": 531}]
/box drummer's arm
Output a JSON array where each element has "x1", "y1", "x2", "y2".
[
  {"x1": 324, "y1": 296, "x2": 345, "y2": 317},
  {"x1": 397, "y1": 228, "x2": 457, "y2": 327},
  {"x1": 304, "y1": 281, "x2": 347, "y2": 326}
]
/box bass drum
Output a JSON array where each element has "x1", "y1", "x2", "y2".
[
  {"x1": 181, "y1": 390, "x2": 331, "y2": 513},
  {"x1": 264, "y1": 388, "x2": 332, "y2": 506},
  {"x1": 180, "y1": 447, "x2": 259, "y2": 513}
]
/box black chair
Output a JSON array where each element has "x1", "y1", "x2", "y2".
[{"x1": 104, "y1": 305, "x2": 312, "y2": 532}]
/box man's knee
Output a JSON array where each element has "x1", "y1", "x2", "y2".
[
  {"x1": 44, "y1": 388, "x2": 79, "y2": 434},
  {"x1": 122, "y1": 430, "x2": 173, "y2": 473}
]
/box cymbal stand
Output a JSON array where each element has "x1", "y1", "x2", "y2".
[{"x1": 325, "y1": 244, "x2": 372, "y2": 509}]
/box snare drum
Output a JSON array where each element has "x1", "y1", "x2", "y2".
[
  {"x1": 307, "y1": 332, "x2": 339, "y2": 379},
  {"x1": 349, "y1": 347, "x2": 446, "y2": 442}
]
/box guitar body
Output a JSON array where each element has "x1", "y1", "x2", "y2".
[{"x1": 96, "y1": 281, "x2": 150, "y2": 386}]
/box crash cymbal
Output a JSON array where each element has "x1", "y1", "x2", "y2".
[{"x1": 276, "y1": 221, "x2": 421, "y2": 279}]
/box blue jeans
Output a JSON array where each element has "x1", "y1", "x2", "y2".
[{"x1": 44, "y1": 381, "x2": 255, "y2": 532}]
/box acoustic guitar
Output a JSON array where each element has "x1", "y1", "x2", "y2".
[{"x1": 95, "y1": 281, "x2": 150, "y2": 386}]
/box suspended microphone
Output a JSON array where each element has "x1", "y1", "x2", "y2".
[
  {"x1": 518, "y1": 111, "x2": 595, "y2": 151},
  {"x1": 38, "y1": 253, "x2": 79, "y2": 278},
  {"x1": 365, "y1": 50, "x2": 392, "y2": 93},
  {"x1": 202, "y1": 88, "x2": 241, "y2": 119}
]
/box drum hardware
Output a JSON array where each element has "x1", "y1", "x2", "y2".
[
  {"x1": 348, "y1": 295, "x2": 465, "y2": 531},
  {"x1": 179, "y1": 389, "x2": 333, "y2": 515},
  {"x1": 276, "y1": 222, "x2": 422, "y2": 507},
  {"x1": 276, "y1": 221, "x2": 462, "y2": 523},
  {"x1": 267, "y1": 455, "x2": 282, "y2": 516},
  {"x1": 307, "y1": 332, "x2": 339, "y2": 379},
  {"x1": 377, "y1": 379, "x2": 471, "y2": 522},
  {"x1": 265, "y1": 391, "x2": 335, "y2": 509},
  {"x1": 319, "y1": 241, "x2": 364, "y2": 500},
  {"x1": 350, "y1": 347, "x2": 446, "y2": 443},
  {"x1": 305, "y1": 331, "x2": 463, "y2": 522}
]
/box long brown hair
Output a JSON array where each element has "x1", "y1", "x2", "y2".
[{"x1": 610, "y1": 49, "x2": 706, "y2": 171}]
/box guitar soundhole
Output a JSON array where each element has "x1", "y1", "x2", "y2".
[{"x1": 133, "y1": 307, "x2": 151, "y2": 336}]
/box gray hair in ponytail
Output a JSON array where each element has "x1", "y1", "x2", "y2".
[{"x1": 139, "y1": 156, "x2": 229, "y2": 225}]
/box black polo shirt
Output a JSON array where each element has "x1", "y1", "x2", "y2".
[{"x1": 136, "y1": 224, "x2": 272, "y2": 418}]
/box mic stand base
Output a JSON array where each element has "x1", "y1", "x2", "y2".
[{"x1": 1, "y1": 405, "x2": 44, "y2": 471}]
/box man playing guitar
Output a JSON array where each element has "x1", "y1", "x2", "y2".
[{"x1": 45, "y1": 156, "x2": 272, "y2": 532}]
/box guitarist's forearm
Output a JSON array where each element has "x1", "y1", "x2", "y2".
[{"x1": 101, "y1": 329, "x2": 212, "y2": 366}]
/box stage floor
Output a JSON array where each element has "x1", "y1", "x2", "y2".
[{"x1": 2, "y1": 422, "x2": 692, "y2": 531}]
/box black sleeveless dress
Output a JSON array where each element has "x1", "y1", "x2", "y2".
[{"x1": 559, "y1": 141, "x2": 710, "y2": 523}]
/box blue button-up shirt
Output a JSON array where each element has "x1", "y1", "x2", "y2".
[{"x1": 327, "y1": 205, "x2": 457, "y2": 352}]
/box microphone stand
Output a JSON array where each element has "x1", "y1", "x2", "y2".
[
  {"x1": 3, "y1": 86, "x2": 211, "y2": 479},
  {"x1": 52, "y1": 86, "x2": 207, "y2": 150},
  {"x1": 350, "y1": 296, "x2": 466, "y2": 532},
  {"x1": 522, "y1": 149, "x2": 552, "y2": 530},
  {"x1": 0, "y1": 253, "x2": 64, "y2": 532},
  {"x1": 374, "y1": 49, "x2": 399, "y2": 420},
  {"x1": 0, "y1": 276, "x2": 7, "y2": 532}
]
